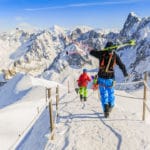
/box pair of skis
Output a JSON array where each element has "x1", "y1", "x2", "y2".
[
  {"x1": 103, "y1": 40, "x2": 136, "y2": 51},
  {"x1": 66, "y1": 39, "x2": 136, "y2": 56}
]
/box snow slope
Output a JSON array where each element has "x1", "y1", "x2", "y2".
[
  {"x1": 0, "y1": 74, "x2": 149, "y2": 150},
  {"x1": 0, "y1": 74, "x2": 65, "y2": 150},
  {"x1": 44, "y1": 89, "x2": 150, "y2": 150}
]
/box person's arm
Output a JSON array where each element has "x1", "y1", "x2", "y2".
[
  {"x1": 89, "y1": 50, "x2": 103, "y2": 59},
  {"x1": 116, "y1": 53, "x2": 128, "y2": 77},
  {"x1": 74, "y1": 42, "x2": 102, "y2": 59},
  {"x1": 87, "y1": 75, "x2": 92, "y2": 82}
]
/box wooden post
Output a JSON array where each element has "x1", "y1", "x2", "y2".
[
  {"x1": 47, "y1": 88, "x2": 51, "y2": 99},
  {"x1": 46, "y1": 89, "x2": 48, "y2": 102},
  {"x1": 49, "y1": 100, "x2": 54, "y2": 140},
  {"x1": 142, "y1": 72, "x2": 148, "y2": 121},
  {"x1": 56, "y1": 85, "x2": 59, "y2": 116},
  {"x1": 74, "y1": 78, "x2": 76, "y2": 89},
  {"x1": 68, "y1": 80, "x2": 70, "y2": 93}
]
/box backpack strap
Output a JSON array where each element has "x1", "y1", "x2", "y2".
[
  {"x1": 105, "y1": 51, "x2": 116, "y2": 73},
  {"x1": 100, "y1": 54, "x2": 105, "y2": 67},
  {"x1": 99, "y1": 52, "x2": 116, "y2": 73}
]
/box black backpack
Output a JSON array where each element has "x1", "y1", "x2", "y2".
[{"x1": 99, "y1": 52, "x2": 116, "y2": 73}]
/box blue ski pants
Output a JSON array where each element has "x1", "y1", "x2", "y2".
[{"x1": 98, "y1": 78, "x2": 115, "y2": 111}]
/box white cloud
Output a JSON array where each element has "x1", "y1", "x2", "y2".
[
  {"x1": 15, "y1": 16, "x2": 24, "y2": 21},
  {"x1": 25, "y1": 0, "x2": 141, "y2": 11},
  {"x1": 17, "y1": 22, "x2": 38, "y2": 32}
]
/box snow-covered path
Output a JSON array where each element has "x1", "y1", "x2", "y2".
[{"x1": 45, "y1": 89, "x2": 150, "y2": 150}]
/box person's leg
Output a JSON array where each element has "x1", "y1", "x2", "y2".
[
  {"x1": 83, "y1": 87, "x2": 88, "y2": 101},
  {"x1": 99, "y1": 86, "x2": 108, "y2": 111},
  {"x1": 79, "y1": 87, "x2": 84, "y2": 101},
  {"x1": 108, "y1": 87, "x2": 115, "y2": 107},
  {"x1": 106, "y1": 79, "x2": 115, "y2": 112},
  {"x1": 98, "y1": 78, "x2": 108, "y2": 111}
]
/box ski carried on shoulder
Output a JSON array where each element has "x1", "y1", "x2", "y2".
[{"x1": 103, "y1": 40, "x2": 136, "y2": 51}]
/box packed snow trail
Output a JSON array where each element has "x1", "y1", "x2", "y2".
[{"x1": 45, "y1": 89, "x2": 150, "y2": 150}]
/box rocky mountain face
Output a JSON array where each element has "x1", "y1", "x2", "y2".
[
  {"x1": 119, "y1": 12, "x2": 150, "y2": 83},
  {"x1": 0, "y1": 13, "x2": 150, "y2": 85},
  {"x1": 120, "y1": 12, "x2": 141, "y2": 39}
]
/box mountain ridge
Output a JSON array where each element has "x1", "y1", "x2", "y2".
[{"x1": 0, "y1": 12, "x2": 150, "y2": 86}]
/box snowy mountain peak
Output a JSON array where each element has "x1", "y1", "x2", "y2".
[
  {"x1": 120, "y1": 12, "x2": 141, "y2": 37},
  {"x1": 50, "y1": 25, "x2": 66, "y2": 35},
  {"x1": 0, "y1": 12, "x2": 150, "y2": 84},
  {"x1": 72, "y1": 26, "x2": 93, "y2": 33},
  {"x1": 129, "y1": 12, "x2": 140, "y2": 19}
]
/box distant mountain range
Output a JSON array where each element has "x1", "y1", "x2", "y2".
[{"x1": 0, "y1": 12, "x2": 149, "y2": 85}]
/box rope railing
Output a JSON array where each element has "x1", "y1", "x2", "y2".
[
  {"x1": 117, "y1": 73, "x2": 149, "y2": 120},
  {"x1": 9, "y1": 85, "x2": 60, "y2": 150},
  {"x1": 115, "y1": 80, "x2": 144, "y2": 85}
]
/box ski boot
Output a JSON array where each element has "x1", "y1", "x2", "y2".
[
  {"x1": 83, "y1": 97, "x2": 87, "y2": 101},
  {"x1": 80, "y1": 95, "x2": 83, "y2": 101},
  {"x1": 104, "y1": 104, "x2": 109, "y2": 118},
  {"x1": 108, "y1": 102, "x2": 114, "y2": 112}
]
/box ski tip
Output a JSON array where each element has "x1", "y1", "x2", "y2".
[{"x1": 128, "y1": 39, "x2": 136, "y2": 46}]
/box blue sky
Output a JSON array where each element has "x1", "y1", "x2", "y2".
[{"x1": 0, "y1": 0, "x2": 150, "y2": 32}]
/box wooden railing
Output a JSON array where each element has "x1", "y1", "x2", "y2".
[{"x1": 46, "y1": 85, "x2": 60, "y2": 140}]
